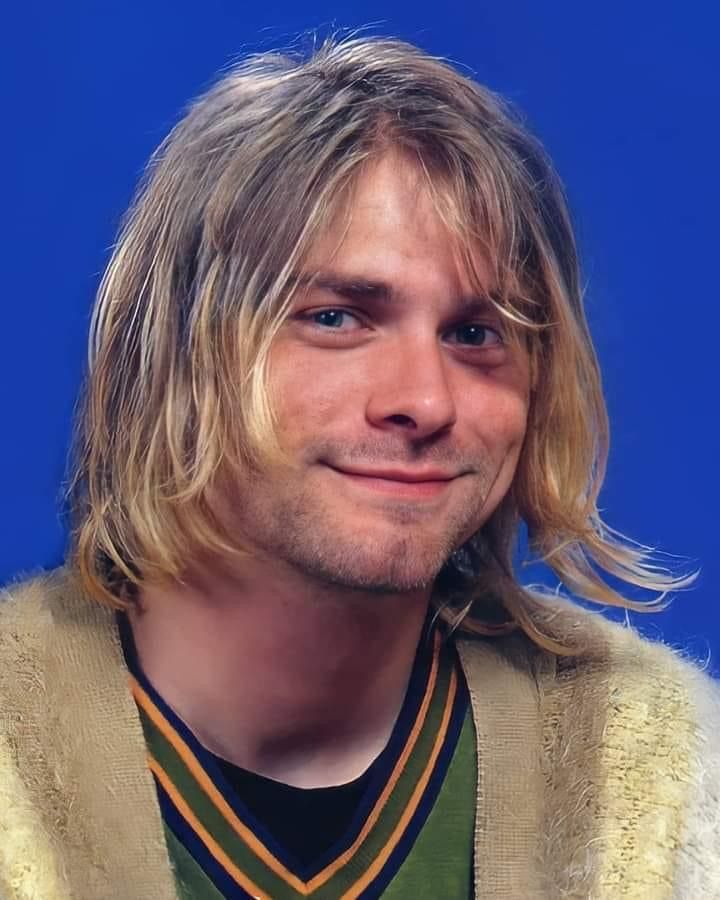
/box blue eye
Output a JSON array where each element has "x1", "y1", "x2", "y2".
[
  {"x1": 313, "y1": 310, "x2": 348, "y2": 328},
  {"x1": 452, "y1": 324, "x2": 502, "y2": 346}
]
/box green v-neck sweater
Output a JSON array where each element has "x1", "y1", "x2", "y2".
[{"x1": 1, "y1": 567, "x2": 719, "y2": 898}]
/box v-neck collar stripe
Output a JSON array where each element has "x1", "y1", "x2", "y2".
[
  {"x1": 159, "y1": 790, "x2": 262, "y2": 899},
  {"x1": 302, "y1": 631, "x2": 442, "y2": 889},
  {"x1": 342, "y1": 667, "x2": 459, "y2": 898},
  {"x1": 131, "y1": 676, "x2": 310, "y2": 892},
  {"x1": 361, "y1": 674, "x2": 469, "y2": 898},
  {"x1": 148, "y1": 752, "x2": 271, "y2": 899}
]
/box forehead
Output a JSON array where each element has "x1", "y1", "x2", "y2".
[{"x1": 302, "y1": 149, "x2": 495, "y2": 297}]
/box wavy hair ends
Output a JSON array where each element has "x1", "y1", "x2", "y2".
[{"x1": 66, "y1": 34, "x2": 694, "y2": 654}]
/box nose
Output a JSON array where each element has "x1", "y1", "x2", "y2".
[{"x1": 365, "y1": 339, "x2": 457, "y2": 439}]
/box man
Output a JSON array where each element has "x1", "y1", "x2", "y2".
[{"x1": 1, "y1": 35, "x2": 718, "y2": 900}]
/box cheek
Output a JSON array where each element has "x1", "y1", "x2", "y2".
[
  {"x1": 268, "y1": 346, "x2": 357, "y2": 445},
  {"x1": 504, "y1": 396, "x2": 530, "y2": 451},
  {"x1": 471, "y1": 380, "x2": 530, "y2": 458},
  {"x1": 463, "y1": 341, "x2": 531, "y2": 453},
  {"x1": 467, "y1": 391, "x2": 529, "y2": 529}
]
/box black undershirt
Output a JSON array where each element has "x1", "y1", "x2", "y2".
[{"x1": 213, "y1": 754, "x2": 373, "y2": 868}]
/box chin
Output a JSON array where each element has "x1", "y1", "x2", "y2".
[
  {"x1": 292, "y1": 536, "x2": 451, "y2": 595},
  {"x1": 311, "y1": 567, "x2": 439, "y2": 595}
]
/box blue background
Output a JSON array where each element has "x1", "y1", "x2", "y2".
[{"x1": 2, "y1": 2, "x2": 718, "y2": 667}]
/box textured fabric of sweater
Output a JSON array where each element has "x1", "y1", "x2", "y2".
[{"x1": 1, "y1": 567, "x2": 719, "y2": 899}]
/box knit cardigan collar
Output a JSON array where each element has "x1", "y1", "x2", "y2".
[{"x1": 1, "y1": 569, "x2": 719, "y2": 899}]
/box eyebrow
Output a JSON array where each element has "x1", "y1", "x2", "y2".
[
  {"x1": 288, "y1": 269, "x2": 498, "y2": 313},
  {"x1": 289, "y1": 271, "x2": 392, "y2": 301}
]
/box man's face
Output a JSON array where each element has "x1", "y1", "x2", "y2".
[{"x1": 219, "y1": 151, "x2": 531, "y2": 593}]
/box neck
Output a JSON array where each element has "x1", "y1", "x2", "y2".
[{"x1": 128, "y1": 556, "x2": 430, "y2": 788}]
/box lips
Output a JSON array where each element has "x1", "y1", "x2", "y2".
[
  {"x1": 325, "y1": 464, "x2": 459, "y2": 499},
  {"x1": 328, "y1": 466, "x2": 458, "y2": 483}
]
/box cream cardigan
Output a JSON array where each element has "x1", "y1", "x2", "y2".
[{"x1": 1, "y1": 568, "x2": 719, "y2": 899}]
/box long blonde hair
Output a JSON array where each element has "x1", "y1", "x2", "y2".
[{"x1": 67, "y1": 35, "x2": 691, "y2": 654}]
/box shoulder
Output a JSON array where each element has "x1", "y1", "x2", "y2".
[
  {"x1": 0, "y1": 565, "x2": 120, "y2": 713},
  {"x1": 506, "y1": 594, "x2": 720, "y2": 780},
  {"x1": 0, "y1": 565, "x2": 74, "y2": 615},
  {"x1": 534, "y1": 594, "x2": 720, "y2": 729},
  {"x1": 0, "y1": 567, "x2": 81, "y2": 732},
  {"x1": 551, "y1": 601, "x2": 720, "y2": 894},
  {"x1": 458, "y1": 598, "x2": 720, "y2": 892},
  {"x1": 0, "y1": 568, "x2": 62, "y2": 668},
  {"x1": 662, "y1": 643, "x2": 720, "y2": 895},
  {"x1": 0, "y1": 565, "x2": 101, "y2": 733},
  {"x1": 0, "y1": 567, "x2": 85, "y2": 899},
  {"x1": 0, "y1": 567, "x2": 75, "y2": 660},
  {"x1": 458, "y1": 595, "x2": 720, "y2": 751},
  {"x1": 550, "y1": 599, "x2": 720, "y2": 892}
]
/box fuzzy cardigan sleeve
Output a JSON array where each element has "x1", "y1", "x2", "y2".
[
  {"x1": 0, "y1": 571, "x2": 179, "y2": 900},
  {"x1": 671, "y1": 657, "x2": 720, "y2": 897},
  {"x1": 522, "y1": 598, "x2": 720, "y2": 898}
]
